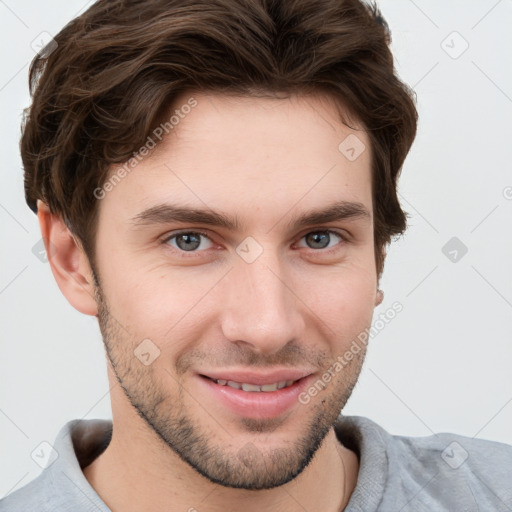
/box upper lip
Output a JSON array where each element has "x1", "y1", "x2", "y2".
[{"x1": 198, "y1": 369, "x2": 313, "y2": 386}]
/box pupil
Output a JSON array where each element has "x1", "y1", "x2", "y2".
[
  {"x1": 177, "y1": 233, "x2": 201, "y2": 251},
  {"x1": 307, "y1": 232, "x2": 329, "y2": 249}
]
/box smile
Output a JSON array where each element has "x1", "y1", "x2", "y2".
[
  {"x1": 198, "y1": 373, "x2": 314, "y2": 419},
  {"x1": 206, "y1": 377, "x2": 297, "y2": 392}
]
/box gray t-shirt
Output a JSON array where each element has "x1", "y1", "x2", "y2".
[{"x1": 1, "y1": 415, "x2": 511, "y2": 511}]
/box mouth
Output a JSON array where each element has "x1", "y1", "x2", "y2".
[
  {"x1": 200, "y1": 375, "x2": 299, "y2": 392},
  {"x1": 196, "y1": 371, "x2": 314, "y2": 419}
]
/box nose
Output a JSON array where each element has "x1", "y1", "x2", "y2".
[{"x1": 219, "y1": 252, "x2": 305, "y2": 355}]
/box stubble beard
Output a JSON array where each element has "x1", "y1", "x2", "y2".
[{"x1": 93, "y1": 281, "x2": 365, "y2": 490}]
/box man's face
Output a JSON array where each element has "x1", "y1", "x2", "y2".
[{"x1": 92, "y1": 92, "x2": 377, "y2": 489}]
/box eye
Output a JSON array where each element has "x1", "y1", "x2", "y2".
[
  {"x1": 162, "y1": 231, "x2": 213, "y2": 252},
  {"x1": 160, "y1": 228, "x2": 346, "y2": 256},
  {"x1": 296, "y1": 230, "x2": 345, "y2": 251}
]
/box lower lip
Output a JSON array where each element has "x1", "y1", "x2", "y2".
[{"x1": 196, "y1": 374, "x2": 313, "y2": 419}]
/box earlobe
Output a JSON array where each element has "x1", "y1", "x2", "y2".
[
  {"x1": 374, "y1": 289, "x2": 384, "y2": 306},
  {"x1": 37, "y1": 200, "x2": 98, "y2": 316}
]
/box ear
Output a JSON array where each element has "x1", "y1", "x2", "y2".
[
  {"x1": 37, "y1": 200, "x2": 98, "y2": 316},
  {"x1": 375, "y1": 245, "x2": 387, "y2": 306}
]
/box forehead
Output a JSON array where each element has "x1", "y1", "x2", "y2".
[{"x1": 99, "y1": 92, "x2": 372, "y2": 227}]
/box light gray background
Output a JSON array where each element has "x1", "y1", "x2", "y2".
[{"x1": 1, "y1": 0, "x2": 511, "y2": 498}]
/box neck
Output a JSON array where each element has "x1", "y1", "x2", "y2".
[{"x1": 83, "y1": 416, "x2": 358, "y2": 512}]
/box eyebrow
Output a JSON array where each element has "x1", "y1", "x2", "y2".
[{"x1": 129, "y1": 200, "x2": 371, "y2": 232}]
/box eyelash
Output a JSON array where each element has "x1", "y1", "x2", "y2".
[{"x1": 160, "y1": 229, "x2": 348, "y2": 257}]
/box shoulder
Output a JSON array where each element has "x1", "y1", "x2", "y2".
[
  {"x1": 0, "y1": 419, "x2": 111, "y2": 512},
  {"x1": 387, "y1": 428, "x2": 512, "y2": 511},
  {"x1": 0, "y1": 472, "x2": 55, "y2": 512},
  {"x1": 336, "y1": 415, "x2": 512, "y2": 511},
  {"x1": 0, "y1": 470, "x2": 106, "y2": 512}
]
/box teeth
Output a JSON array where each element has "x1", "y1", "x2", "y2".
[
  {"x1": 241, "y1": 383, "x2": 261, "y2": 392},
  {"x1": 215, "y1": 378, "x2": 296, "y2": 392}
]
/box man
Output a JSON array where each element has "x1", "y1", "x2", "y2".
[{"x1": 1, "y1": 0, "x2": 511, "y2": 510}]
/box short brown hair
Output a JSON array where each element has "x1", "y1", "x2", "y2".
[{"x1": 21, "y1": 0, "x2": 417, "y2": 278}]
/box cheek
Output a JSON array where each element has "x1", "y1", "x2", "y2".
[
  {"x1": 294, "y1": 263, "x2": 376, "y2": 342},
  {"x1": 99, "y1": 257, "x2": 224, "y2": 351},
  {"x1": 95, "y1": 222, "x2": 377, "y2": 354}
]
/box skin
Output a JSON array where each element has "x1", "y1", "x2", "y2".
[{"x1": 39, "y1": 92, "x2": 383, "y2": 512}]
